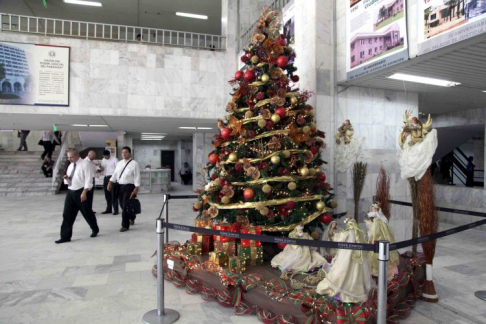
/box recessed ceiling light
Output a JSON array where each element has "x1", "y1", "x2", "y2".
[
  {"x1": 482, "y1": 91, "x2": 486, "y2": 93},
  {"x1": 176, "y1": 12, "x2": 208, "y2": 20},
  {"x1": 142, "y1": 138, "x2": 165, "y2": 141},
  {"x1": 89, "y1": 125, "x2": 108, "y2": 127},
  {"x1": 179, "y1": 127, "x2": 197, "y2": 130},
  {"x1": 197, "y1": 127, "x2": 213, "y2": 130},
  {"x1": 63, "y1": 0, "x2": 102, "y2": 7},
  {"x1": 142, "y1": 133, "x2": 167, "y2": 135},
  {"x1": 71, "y1": 124, "x2": 88, "y2": 127},
  {"x1": 388, "y1": 73, "x2": 460, "y2": 87}
]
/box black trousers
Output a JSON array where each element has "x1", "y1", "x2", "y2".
[
  {"x1": 60, "y1": 188, "x2": 99, "y2": 240},
  {"x1": 18, "y1": 132, "x2": 29, "y2": 150},
  {"x1": 41, "y1": 141, "x2": 54, "y2": 159},
  {"x1": 103, "y1": 176, "x2": 118, "y2": 213},
  {"x1": 42, "y1": 166, "x2": 52, "y2": 177},
  {"x1": 119, "y1": 184, "x2": 136, "y2": 229},
  {"x1": 87, "y1": 178, "x2": 95, "y2": 210}
]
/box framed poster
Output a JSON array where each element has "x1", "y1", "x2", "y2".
[
  {"x1": 0, "y1": 41, "x2": 70, "y2": 106},
  {"x1": 417, "y1": 0, "x2": 486, "y2": 55},
  {"x1": 346, "y1": 0, "x2": 409, "y2": 80},
  {"x1": 282, "y1": 0, "x2": 296, "y2": 46}
]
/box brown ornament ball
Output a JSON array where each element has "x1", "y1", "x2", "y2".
[
  {"x1": 262, "y1": 184, "x2": 272, "y2": 193},
  {"x1": 271, "y1": 114, "x2": 281, "y2": 123},
  {"x1": 221, "y1": 196, "x2": 230, "y2": 204},
  {"x1": 303, "y1": 126, "x2": 311, "y2": 134},
  {"x1": 315, "y1": 168, "x2": 322, "y2": 174},
  {"x1": 310, "y1": 122, "x2": 317, "y2": 130},
  {"x1": 329, "y1": 200, "x2": 338, "y2": 209},
  {"x1": 308, "y1": 109, "x2": 315, "y2": 117},
  {"x1": 300, "y1": 167, "x2": 310, "y2": 177},
  {"x1": 245, "y1": 111, "x2": 254, "y2": 119},
  {"x1": 271, "y1": 155, "x2": 281, "y2": 165},
  {"x1": 258, "y1": 119, "x2": 267, "y2": 128},
  {"x1": 288, "y1": 182, "x2": 297, "y2": 190},
  {"x1": 228, "y1": 152, "x2": 238, "y2": 162},
  {"x1": 282, "y1": 150, "x2": 291, "y2": 158},
  {"x1": 309, "y1": 168, "x2": 316, "y2": 176},
  {"x1": 260, "y1": 207, "x2": 269, "y2": 216},
  {"x1": 311, "y1": 231, "x2": 320, "y2": 240}
]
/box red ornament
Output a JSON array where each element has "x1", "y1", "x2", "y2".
[
  {"x1": 231, "y1": 222, "x2": 242, "y2": 232},
  {"x1": 220, "y1": 128, "x2": 232, "y2": 140},
  {"x1": 244, "y1": 70, "x2": 256, "y2": 82},
  {"x1": 256, "y1": 92, "x2": 265, "y2": 100},
  {"x1": 279, "y1": 38, "x2": 287, "y2": 46},
  {"x1": 319, "y1": 173, "x2": 327, "y2": 182},
  {"x1": 277, "y1": 243, "x2": 287, "y2": 250},
  {"x1": 240, "y1": 55, "x2": 248, "y2": 63},
  {"x1": 287, "y1": 201, "x2": 296, "y2": 210},
  {"x1": 321, "y1": 213, "x2": 333, "y2": 225},
  {"x1": 266, "y1": 121, "x2": 274, "y2": 130},
  {"x1": 192, "y1": 207, "x2": 198, "y2": 212},
  {"x1": 209, "y1": 154, "x2": 220, "y2": 165},
  {"x1": 275, "y1": 107, "x2": 287, "y2": 118},
  {"x1": 310, "y1": 146, "x2": 319, "y2": 155},
  {"x1": 247, "y1": 130, "x2": 256, "y2": 139},
  {"x1": 291, "y1": 75, "x2": 300, "y2": 82},
  {"x1": 277, "y1": 56, "x2": 289, "y2": 68},
  {"x1": 235, "y1": 71, "x2": 243, "y2": 80},
  {"x1": 243, "y1": 188, "x2": 255, "y2": 201}
]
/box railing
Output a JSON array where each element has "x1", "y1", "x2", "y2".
[
  {"x1": 239, "y1": 0, "x2": 291, "y2": 51},
  {"x1": 0, "y1": 13, "x2": 226, "y2": 51},
  {"x1": 52, "y1": 131, "x2": 69, "y2": 188}
]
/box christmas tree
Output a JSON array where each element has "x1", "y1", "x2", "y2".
[{"x1": 193, "y1": 9, "x2": 336, "y2": 242}]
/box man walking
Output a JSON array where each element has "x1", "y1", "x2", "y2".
[
  {"x1": 41, "y1": 130, "x2": 57, "y2": 160},
  {"x1": 17, "y1": 130, "x2": 30, "y2": 151},
  {"x1": 56, "y1": 148, "x2": 99, "y2": 244},
  {"x1": 108, "y1": 146, "x2": 140, "y2": 232},
  {"x1": 100, "y1": 150, "x2": 119, "y2": 215},
  {"x1": 84, "y1": 150, "x2": 98, "y2": 213}
]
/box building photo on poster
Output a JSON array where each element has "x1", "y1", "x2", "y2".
[
  {"x1": 282, "y1": 0, "x2": 295, "y2": 46},
  {"x1": 346, "y1": 0, "x2": 409, "y2": 80},
  {"x1": 0, "y1": 41, "x2": 70, "y2": 106},
  {"x1": 418, "y1": 0, "x2": 486, "y2": 55}
]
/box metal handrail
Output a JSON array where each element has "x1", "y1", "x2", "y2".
[
  {"x1": 239, "y1": 0, "x2": 291, "y2": 51},
  {"x1": 0, "y1": 13, "x2": 226, "y2": 51},
  {"x1": 51, "y1": 131, "x2": 69, "y2": 188}
]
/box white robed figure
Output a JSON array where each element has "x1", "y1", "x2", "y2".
[
  {"x1": 316, "y1": 218, "x2": 373, "y2": 303},
  {"x1": 334, "y1": 120, "x2": 365, "y2": 173},
  {"x1": 320, "y1": 221, "x2": 343, "y2": 258},
  {"x1": 271, "y1": 225, "x2": 328, "y2": 273}
]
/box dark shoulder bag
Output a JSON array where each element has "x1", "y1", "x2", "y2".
[
  {"x1": 126, "y1": 197, "x2": 142, "y2": 215},
  {"x1": 113, "y1": 159, "x2": 132, "y2": 198}
]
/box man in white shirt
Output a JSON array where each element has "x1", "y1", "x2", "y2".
[
  {"x1": 100, "y1": 150, "x2": 119, "y2": 215},
  {"x1": 108, "y1": 146, "x2": 141, "y2": 232},
  {"x1": 56, "y1": 148, "x2": 99, "y2": 244},
  {"x1": 40, "y1": 130, "x2": 59, "y2": 160},
  {"x1": 84, "y1": 150, "x2": 98, "y2": 213}
]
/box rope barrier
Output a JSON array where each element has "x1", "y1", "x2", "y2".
[{"x1": 389, "y1": 199, "x2": 486, "y2": 218}]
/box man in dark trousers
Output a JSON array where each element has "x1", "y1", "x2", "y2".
[
  {"x1": 107, "y1": 146, "x2": 140, "y2": 232},
  {"x1": 100, "y1": 150, "x2": 119, "y2": 215},
  {"x1": 17, "y1": 130, "x2": 30, "y2": 151},
  {"x1": 55, "y1": 148, "x2": 99, "y2": 244},
  {"x1": 41, "y1": 156, "x2": 55, "y2": 177}
]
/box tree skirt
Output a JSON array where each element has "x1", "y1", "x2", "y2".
[{"x1": 160, "y1": 245, "x2": 425, "y2": 324}]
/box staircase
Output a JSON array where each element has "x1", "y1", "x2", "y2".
[{"x1": 0, "y1": 150, "x2": 62, "y2": 196}]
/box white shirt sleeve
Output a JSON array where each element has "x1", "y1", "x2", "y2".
[
  {"x1": 84, "y1": 162, "x2": 93, "y2": 190},
  {"x1": 134, "y1": 162, "x2": 141, "y2": 187},
  {"x1": 110, "y1": 163, "x2": 119, "y2": 183}
]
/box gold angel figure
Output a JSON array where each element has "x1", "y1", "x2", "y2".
[
  {"x1": 335, "y1": 119, "x2": 354, "y2": 145},
  {"x1": 399, "y1": 108, "x2": 433, "y2": 149}
]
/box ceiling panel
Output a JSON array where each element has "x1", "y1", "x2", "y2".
[{"x1": 340, "y1": 34, "x2": 486, "y2": 114}]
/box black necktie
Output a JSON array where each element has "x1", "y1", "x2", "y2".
[{"x1": 69, "y1": 163, "x2": 77, "y2": 186}]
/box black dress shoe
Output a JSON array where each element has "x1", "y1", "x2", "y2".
[
  {"x1": 119, "y1": 227, "x2": 128, "y2": 232},
  {"x1": 101, "y1": 211, "x2": 112, "y2": 214},
  {"x1": 90, "y1": 232, "x2": 98, "y2": 238},
  {"x1": 113, "y1": 212, "x2": 119, "y2": 215},
  {"x1": 55, "y1": 239, "x2": 71, "y2": 244},
  {"x1": 130, "y1": 220, "x2": 135, "y2": 226}
]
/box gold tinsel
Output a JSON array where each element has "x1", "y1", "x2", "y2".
[
  {"x1": 208, "y1": 194, "x2": 327, "y2": 210},
  {"x1": 231, "y1": 175, "x2": 317, "y2": 186}
]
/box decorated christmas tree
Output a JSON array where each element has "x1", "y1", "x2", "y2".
[{"x1": 192, "y1": 9, "x2": 337, "y2": 250}]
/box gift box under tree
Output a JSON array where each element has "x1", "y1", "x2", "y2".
[
  {"x1": 209, "y1": 251, "x2": 229, "y2": 267},
  {"x1": 214, "y1": 241, "x2": 236, "y2": 256},
  {"x1": 186, "y1": 243, "x2": 202, "y2": 256},
  {"x1": 238, "y1": 244, "x2": 264, "y2": 267},
  {"x1": 191, "y1": 233, "x2": 213, "y2": 254},
  {"x1": 240, "y1": 225, "x2": 262, "y2": 247},
  {"x1": 212, "y1": 222, "x2": 237, "y2": 242}
]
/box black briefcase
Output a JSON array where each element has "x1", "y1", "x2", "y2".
[{"x1": 126, "y1": 197, "x2": 142, "y2": 214}]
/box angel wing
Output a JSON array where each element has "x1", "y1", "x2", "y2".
[{"x1": 422, "y1": 114, "x2": 433, "y2": 133}]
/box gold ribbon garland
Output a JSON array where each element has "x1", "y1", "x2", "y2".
[
  {"x1": 208, "y1": 194, "x2": 325, "y2": 210},
  {"x1": 259, "y1": 209, "x2": 333, "y2": 232},
  {"x1": 222, "y1": 130, "x2": 289, "y2": 147},
  {"x1": 220, "y1": 149, "x2": 310, "y2": 165},
  {"x1": 231, "y1": 175, "x2": 317, "y2": 186}
]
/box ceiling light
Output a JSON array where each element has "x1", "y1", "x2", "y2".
[
  {"x1": 141, "y1": 138, "x2": 165, "y2": 141},
  {"x1": 71, "y1": 124, "x2": 88, "y2": 127},
  {"x1": 197, "y1": 127, "x2": 213, "y2": 130},
  {"x1": 142, "y1": 133, "x2": 167, "y2": 135},
  {"x1": 482, "y1": 91, "x2": 486, "y2": 93},
  {"x1": 179, "y1": 127, "x2": 197, "y2": 130},
  {"x1": 176, "y1": 12, "x2": 208, "y2": 20},
  {"x1": 63, "y1": 0, "x2": 103, "y2": 7},
  {"x1": 388, "y1": 73, "x2": 461, "y2": 87},
  {"x1": 89, "y1": 125, "x2": 108, "y2": 127}
]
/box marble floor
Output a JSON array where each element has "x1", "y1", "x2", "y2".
[{"x1": 0, "y1": 184, "x2": 485, "y2": 324}]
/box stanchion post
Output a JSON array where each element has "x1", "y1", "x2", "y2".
[
  {"x1": 142, "y1": 219, "x2": 180, "y2": 324},
  {"x1": 377, "y1": 240, "x2": 389, "y2": 324},
  {"x1": 165, "y1": 194, "x2": 170, "y2": 244}
]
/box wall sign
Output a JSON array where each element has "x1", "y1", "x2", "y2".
[
  {"x1": 346, "y1": 0, "x2": 409, "y2": 80},
  {"x1": 0, "y1": 41, "x2": 70, "y2": 106}
]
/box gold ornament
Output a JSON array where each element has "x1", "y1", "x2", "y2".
[
  {"x1": 315, "y1": 168, "x2": 322, "y2": 174},
  {"x1": 329, "y1": 200, "x2": 338, "y2": 208},
  {"x1": 308, "y1": 109, "x2": 315, "y2": 117},
  {"x1": 309, "y1": 168, "x2": 316, "y2": 176},
  {"x1": 245, "y1": 111, "x2": 254, "y2": 119},
  {"x1": 221, "y1": 196, "x2": 230, "y2": 204},
  {"x1": 261, "y1": 74, "x2": 270, "y2": 83},
  {"x1": 271, "y1": 114, "x2": 281, "y2": 123},
  {"x1": 262, "y1": 184, "x2": 272, "y2": 193},
  {"x1": 310, "y1": 122, "x2": 317, "y2": 130},
  {"x1": 316, "y1": 201, "x2": 325, "y2": 211},
  {"x1": 213, "y1": 178, "x2": 221, "y2": 186},
  {"x1": 258, "y1": 119, "x2": 267, "y2": 128},
  {"x1": 228, "y1": 152, "x2": 238, "y2": 162},
  {"x1": 282, "y1": 150, "x2": 291, "y2": 158},
  {"x1": 251, "y1": 55, "x2": 259, "y2": 64},
  {"x1": 288, "y1": 182, "x2": 297, "y2": 190},
  {"x1": 260, "y1": 207, "x2": 269, "y2": 216},
  {"x1": 271, "y1": 155, "x2": 281, "y2": 165},
  {"x1": 291, "y1": 97, "x2": 298, "y2": 104},
  {"x1": 311, "y1": 231, "x2": 320, "y2": 240},
  {"x1": 300, "y1": 167, "x2": 310, "y2": 177},
  {"x1": 303, "y1": 126, "x2": 311, "y2": 134},
  {"x1": 193, "y1": 201, "x2": 202, "y2": 210},
  {"x1": 286, "y1": 46, "x2": 293, "y2": 52}
]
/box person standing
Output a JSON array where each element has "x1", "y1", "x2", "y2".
[
  {"x1": 179, "y1": 162, "x2": 192, "y2": 185},
  {"x1": 17, "y1": 130, "x2": 30, "y2": 151},
  {"x1": 100, "y1": 150, "x2": 119, "y2": 215},
  {"x1": 55, "y1": 148, "x2": 99, "y2": 244},
  {"x1": 84, "y1": 150, "x2": 98, "y2": 213},
  {"x1": 41, "y1": 130, "x2": 56, "y2": 160},
  {"x1": 41, "y1": 156, "x2": 55, "y2": 177},
  {"x1": 108, "y1": 146, "x2": 140, "y2": 232}
]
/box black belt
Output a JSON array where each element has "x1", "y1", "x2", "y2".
[
  {"x1": 68, "y1": 188, "x2": 84, "y2": 192},
  {"x1": 104, "y1": 175, "x2": 112, "y2": 177}
]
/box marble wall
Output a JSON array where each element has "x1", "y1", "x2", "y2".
[
  {"x1": 192, "y1": 132, "x2": 216, "y2": 191},
  {"x1": 0, "y1": 131, "x2": 43, "y2": 152},
  {"x1": 0, "y1": 32, "x2": 229, "y2": 120}
]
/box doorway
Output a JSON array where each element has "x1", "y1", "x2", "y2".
[{"x1": 161, "y1": 150, "x2": 175, "y2": 181}]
